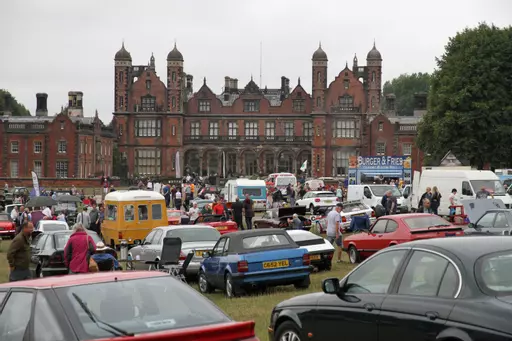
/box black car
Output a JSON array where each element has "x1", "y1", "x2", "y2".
[
  {"x1": 30, "y1": 230, "x2": 117, "y2": 277},
  {"x1": 269, "y1": 236, "x2": 512, "y2": 341}
]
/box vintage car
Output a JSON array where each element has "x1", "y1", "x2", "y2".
[
  {"x1": 286, "y1": 230, "x2": 334, "y2": 270},
  {"x1": 312, "y1": 200, "x2": 376, "y2": 234},
  {"x1": 193, "y1": 214, "x2": 238, "y2": 234},
  {"x1": 343, "y1": 213, "x2": 464, "y2": 264},
  {"x1": 167, "y1": 209, "x2": 182, "y2": 225},
  {"x1": 0, "y1": 213, "x2": 16, "y2": 238},
  {"x1": 253, "y1": 206, "x2": 311, "y2": 230},
  {"x1": 198, "y1": 229, "x2": 311, "y2": 297},
  {"x1": 0, "y1": 271, "x2": 259, "y2": 341}
]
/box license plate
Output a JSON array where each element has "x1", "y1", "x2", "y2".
[
  {"x1": 445, "y1": 233, "x2": 456, "y2": 237},
  {"x1": 195, "y1": 250, "x2": 206, "y2": 257},
  {"x1": 217, "y1": 226, "x2": 228, "y2": 230},
  {"x1": 263, "y1": 260, "x2": 289, "y2": 269},
  {"x1": 310, "y1": 254, "x2": 321, "y2": 261},
  {"x1": 324, "y1": 200, "x2": 332, "y2": 203}
]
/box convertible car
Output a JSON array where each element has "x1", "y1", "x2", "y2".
[
  {"x1": 312, "y1": 200, "x2": 376, "y2": 234},
  {"x1": 287, "y1": 230, "x2": 334, "y2": 271},
  {"x1": 253, "y1": 207, "x2": 311, "y2": 230},
  {"x1": 193, "y1": 214, "x2": 238, "y2": 234},
  {"x1": 198, "y1": 229, "x2": 312, "y2": 297}
]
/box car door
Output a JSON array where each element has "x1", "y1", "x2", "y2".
[
  {"x1": 209, "y1": 238, "x2": 227, "y2": 288},
  {"x1": 489, "y1": 212, "x2": 511, "y2": 235},
  {"x1": 30, "y1": 234, "x2": 48, "y2": 274},
  {"x1": 466, "y1": 212, "x2": 496, "y2": 235},
  {"x1": 138, "y1": 230, "x2": 157, "y2": 265},
  {"x1": 365, "y1": 219, "x2": 389, "y2": 251},
  {"x1": 314, "y1": 249, "x2": 409, "y2": 341},
  {"x1": 379, "y1": 250, "x2": 460, "y2": 341},
  {"x1": 146, "y1": 229, "x2": 164, "y2": 260}
]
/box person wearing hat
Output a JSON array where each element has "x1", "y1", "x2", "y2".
[{"x1": 91, "y1": 242, "x2": 121, "y2": 270}]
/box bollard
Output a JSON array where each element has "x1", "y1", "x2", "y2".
[{"x1": 119, "y1": 239, "x2": 128, "y2": 261}]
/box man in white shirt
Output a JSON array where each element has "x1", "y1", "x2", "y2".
[
  {"x1": 326, "y1": 203, "x2": 344, "y2": 263},
  {"x1": 76, "y1": 207, "x2": 91, "y2": 229},
  {"x1": 449, "y1": 188, "x2": 458, "y2": 215},
  {"x1": 147, "y1": 181, "x2": 153, "y2": 190},
  {"x1": 188, "y1": 202, "x2": 199, "y2": 223},
  {"x1": 42, "y1": 206, "x2": 52, "y2": 219},
  {"x1": 175, "y1": 189, "x2": 182, "y2": 209},
  {"x1": 10, "y1": 206, "x2": 18, "y2": 222}
]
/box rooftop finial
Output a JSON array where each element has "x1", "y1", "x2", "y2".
[
  {"x1": 251, "y1": 74, "x2": 253, "y2": 81},
  {"x1": 174, "y1": 39, "x2": 177, "y2": 48},
  {"x1": 95, "y1": 109, "x2": 99, "y2": 117},
  {"x1": 122, "y1": 39, "x2": 125, "y2": 48},
  {"x1": 298, "y1": 77, "x2": 301, "y2": 85},
  {"x1": 373, "y1": 39, "x2": 376, "y2": 47},
  {"x1": 319, "y1": 41, "x2": 322, "y2": 48},
  {"x1": 203, "y1": 77, "x2": 206, "y2": 85},
  {"x1": 345, "y1": 61, "x2": 348, "y2": 68}
]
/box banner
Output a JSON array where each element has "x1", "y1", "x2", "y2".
[
  {"x1": 348, "y1": 156, "x2": 412, "y2": 185},
  {"x1": 31, "y1": 171, "x2": 40, "y2": 196},
  {"x1": 175, "y1": 151, "x2": 181, "y2": 178},
  {"x1": 300, "y1": 160, "x2": 307, "y2": 172}
]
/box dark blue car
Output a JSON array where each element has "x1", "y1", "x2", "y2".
[{"x1": 198, "y1": 229, "x2": 312, "y2": 298}]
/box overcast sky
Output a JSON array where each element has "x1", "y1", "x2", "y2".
[{"x1": 1, "y1": 0, "x2": 511, "y2": 122}]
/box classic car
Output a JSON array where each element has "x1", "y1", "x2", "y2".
[
  {"x1": 35, "y1": 220, "x2": 70, "y2": 232},
  {"x1": 167, "y1": 209, "x2": 182, "y2": 225},
  {"x1": 192, "y1": 199, "x2": 214, "y2": 211},
  {"x1": 312, "y1": 200, "x2": 376, "y2": 234},
  {"x1": 460, "y1": 198, "x2": 512, "y2": 235},
  {"x1": 0, "y1": 271, "x2": 259, "y2": 341},
  {"x1": 0, "y1": 213, "x2": 16, "y2": 238},
  {"x1": 343, "y1": 213, "x2": 464, "y2": 264},
  {"x1": 252, "y1": 206, "x2": 311, "y2": 230},
  {"x1": 295, "y1": 191, "x2": 338, "y2": 214},
  {"x1": 269, "y1": 237, "x2": 512, "y2": 341},
  {"x1": 193, "y1": 214, "x2": 238, "y2": 234},
  {"x1": 30, "y1": 229, "x2": 116, "y2": 277},
  {"x1": 128, "y1": 225, "x2": 220, "y2": 277},
  {"x1": 198, "y1": 229, "x2": 311, "y2": 298},
  {"x1": 286, "y1": 230, "x2": 334, "y2": 270},
  {"x1": 3, "y1": 203, "x2": 22, "y2": 217}
]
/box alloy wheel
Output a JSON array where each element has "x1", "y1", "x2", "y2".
[
  {"x1": 226, "y1": 276, "x2": 233, "y2": 297},
  {"x1": 199, "y1": 274, "x2": 208, "y2": 293},
  {"x1": 349, "y1": 247, "x2": 357, "y2": 263},
  {"x1": 280, "y1": 331, "x2": 301, "y2": 341}
]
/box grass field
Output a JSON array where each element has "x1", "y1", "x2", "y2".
[{"x1": 0, "y1": 239, "x2": 354, "y2": 340}]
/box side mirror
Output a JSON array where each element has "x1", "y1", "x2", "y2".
[
  {"x1": 467, "y1": 223, "x2": 475, "y2": 229},
  {"x1": 322, "y1": 277, "x2": 341, "y2": 294},
  {"x1": 202, "y1": 251, "x2": 210, "y2": 258},
  {"x1": 133, "y1": 240, "x2": 141, "y2": 246},
  {"x1": 403, "y1": 194, "x2": 409, "y2": 199}
]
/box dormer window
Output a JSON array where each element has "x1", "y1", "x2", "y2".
[
  {"x1": 293, "y1": 100, "x2": 305, "y2": 113},
  {"x1": 243, "y1": 100, "x2": 259, "y2": 112},
  {"x1": 344, "y1": 80, "x2": 350, "y2": 89},
  {"x1": 141, "y1": 96, "x2": 156, "y2": 112},
  {"x1": 198, "y1": 100, "x2": 211, "y2": 113}
]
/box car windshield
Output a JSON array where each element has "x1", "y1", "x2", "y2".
[
  {"x1": 276, "y1": 177, "x2": 295, "y2": 186},
  {"x1": 471, "y1": 180, "x2": 506, "y2": 196},
  {"x1": 167, "y1": 211, "x2": 181, "y2": 218},
  {"x1": 370, "y1": 186, "x2": 402, "y2": 197},
  {"x1": 403, "y1": 216, "x2": 452, "y2": 229},
  {"x1": 39, "y1": 223, "x2": 67, "y2": 232},
  {"x1": 0, "y1": 215, "x2": 9, "y2": 222},
  {"x1": 242, "y1": 188, "x2": 262, "y2": 196},
  {"x1": 477, "y1": 251, "x2": 512, "y2": 296},
  {"x1": 315, "y1": 192, "x2": 336, "y2": 197},
  {"x1": 343, "y1": 202, "x2": 368, "y2": 211},
  {"x1": 55, "y1": 231, "x2": 101, "y2": 249},
  {"x1": 55, "y1": 276, "x2": 230, "y2": 338},
  {"x1": 243, "y1": 234, "x2": 290, "y2": 249},
  {"x1": 166, "y1": 228, "x2": 220, "y2": 242},
  {"x1": 55, "y1": 203, "x2": 77, "y2": 212}
]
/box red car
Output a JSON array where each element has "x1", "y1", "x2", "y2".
[
  {"x1": 0, "y1": 213, "x2": 16, "y2": 238},
  {"x1": 0, "y1": 271, "x2": 258, "y2": 341},
  {"x1": 167, "y1": 209, "x2": 182, "y2": 225},
  {"x1": 193, "y1": 214, "x2": 238, "y2": 234},
  {"x1": 343, "y1": 213, "x2": 464, "y2": 264}
]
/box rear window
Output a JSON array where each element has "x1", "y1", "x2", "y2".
[
  {"x1": 55, "y1": 232, "x2": 101, "y2": 249},
  {"x1": 315, "y1": 192, "x2": 336, "y2": 198},
  {"x1": 276, "y1": 177, "x2": 296, "y2": 186},
  {"x1": 40, "y1": 223, "x2": 67, "y2": 232},
  {"x1": 477, "y1": 251, "x2": 512, "y2": 296},
  {"x1": 166, "y1": 228, "x2": 220, "y2": 242},
  {"x1": 167, "y1": 211, "x2": 181, "y2": 218},
  {"x1": 344, "y1": 203, "x2": 368, "y2": 211},
  {"x1": 370, "y1": 186, "x2": 402, "y2": 197},
  {"x1": 55, "y1": 276, "x2": 230, "y2": 339},
  {"x1": 403, "y1": 216, "x2": 452, "y2": 229},
  {"x1": 0, "y1": 215, "x2": 9, "y2": 221},
  {"x1": 242, "y1": 188, "x2": 262, "y2": 197},
  {"x1": 243, "y1": 234, "x2": 290, "y2": 249}
]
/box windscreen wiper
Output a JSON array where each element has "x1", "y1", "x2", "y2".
[{"x1": 72, "y1": 293, "x2": 134, "y2": 337}]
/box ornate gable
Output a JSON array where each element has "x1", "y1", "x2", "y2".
[{"x1": 242, "y1": 78, "x2": 261, "y2": 95}]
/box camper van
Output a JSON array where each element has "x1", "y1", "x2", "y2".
[
  {"x1": 224, "y1": 179, "x2": 267, "y2": 211},
  {"x1": 412, "y1": 169, "x2": 512, "y2": 215}
]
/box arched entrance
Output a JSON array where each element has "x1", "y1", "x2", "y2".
[
  {"x1": 204, "y1": 149, "x2": 219, "y2": 176},
  {"x1": 222, "y1": 149, "x2": 238, "y2": 178},
  {"x1": 296, "y1": 150, "x2": 311, "y2": 176},
  {"x1": 278, "y1": 150, "x2": 294, "y2": 173},
  {"x1": 261, "y1": 150, "x2": 276, "y2": 174},
  {"x1": 184, "y1": 150, "x2": 200, "y2": 175},
  {"x1": 243, "y1": 150, "x2": 258, "y2": 176}
]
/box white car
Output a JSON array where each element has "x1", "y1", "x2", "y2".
[
  {"x1": 296, "y1": 191, "x2": 338, "y2": 214},
  {"x1": 36, "y1": 220, "x2": 70, "y2": 232},
  {"x1": 287, "y1": 230, "x2": 335, "y2": 271},
  {"x1": 312, "y1": 200, "x2": 376, "y2": 234}
]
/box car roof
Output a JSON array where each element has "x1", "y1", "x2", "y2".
[
  {"x1": 39, "y1": 220, "x2": 67, "y2": 224},
  {"x1": 0, "y1": 271, "x2": 168, "y2": 289},
  {"x1": 226, "y1": 229, "x2": 288, "y2": 237},
  {"x1": 310, "y1": 191, "x2": 334, "y2": 194},
  {"x1": 384, "y1": 213, "x2": 440, "y2": 220},
  {"x1": 396, "y1": 236, "x2": 512, "y2": 262},
  {"x1": 40, "y1": 229, "x2": 97, "y2": 235},
  {"x1": 104, "y1": 190, "x2": 165, "y2": 202},
  {"x1": 154, "y1": 224, "x2": 215, "y2": 231}
]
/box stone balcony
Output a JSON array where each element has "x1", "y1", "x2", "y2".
[
  {"x1": 183, "y1": 135, "x2": 313, "y2": 144},
  {"x1": 330, "y1": 106, "x2": 361, "y2": 114}
]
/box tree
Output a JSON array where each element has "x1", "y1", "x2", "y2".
[
  {"x1": 0, "y1": 90, "x2": 30, "y2": 116},
  {"x1": 382, "y1": 73, "x2": 431, "y2": 116},
  {"x1": 417, "y1": 23, "x2": 512, "y2": 169}
]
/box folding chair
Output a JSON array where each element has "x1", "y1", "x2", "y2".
[
  {"x1": 145, "y1": 237, "x2": 181, "y2": 274},
  {"x1": 175, "y1": 252, "x2": 194, "y2": 283}
]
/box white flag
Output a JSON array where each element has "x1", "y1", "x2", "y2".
[
  {"x1": 175, "y1": 151, "x2": 181, "y2": 178},
  {"x1": 31, "y1": 171, "x2": 40, "y2": 196},
  {"x1": 300, "y1": 160, "x2": 307, "y2": 172}
]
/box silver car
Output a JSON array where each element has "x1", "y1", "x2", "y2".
[{"x1": 128, "y1": 224, "x2": 220, "y2": 277}]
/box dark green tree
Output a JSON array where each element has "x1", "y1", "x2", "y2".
[
  {"x1": 417, "y1": 23, "x2": 512, "y2": 169},
  {"x1": 0, "y1": 90, "x2": 30, "y2": 116},
  {"x1": 382, "y1": 73, "x2": 431, "y2": 116}
]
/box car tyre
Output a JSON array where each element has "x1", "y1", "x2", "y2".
[
  {"x1": 224, "y1": 273, "x2": 238, "y2": 298},
  {"x1": 294, "y1": 275, "x2": 310, "y2": 289},
  {"x1": 309, "y1": 204, "x2": 315, "y2": 215},
  {"x1": 198, "y1": 271, "x2": 213, "y2": 294},
  {"x1": 349, "y1": 245, "x2": 360, "y2": 264},
  {"x1": 275, "y1": 320, "x2": 303, "y2": 341},
  {"x1": 35, "y1": 264, "x2": 43, "y2": 278}
]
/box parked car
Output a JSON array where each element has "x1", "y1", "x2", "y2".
[
  {"x1": 167, "y1": 209, "x2": 182, "y2": 225},
  {"x1": 269, "y1": 236, "x2": 512, "y2": 341},
  {"x1": 0, "y1": 271, "x2": 259, "y2": 341},
  {"x1": 343, "y1": 213, "x2": 464, "y2": 264},
  {"x1": 128, "y1": 225, "x2": 220, "y2": 277},
  {"x1": 193, "y1": 214, "x2": 238, "y2": 234},
  {"x1": 295, "y1": 191, "x2": 338, "y2": 214},
  {"x1": 286, "y1": 230, "x2": 334, "y2": 270},
  {"x1": 3, "y1": 203, "x2": 22, "y2": 217},
  {"x1": 198, "y1": 229, "x2": 312, "y2": 298},
  {"x1": 466, "y1": 209, "x2": 512, "y2": 235},
  {"x1": 30, "y1": 229, "x2": 116, "y2": 277},
  {"x1": 192, "y1": 199, "x2": 213, "y2": 211},
  {"x1": 253, "y1": 207, "x2": 311, "y2": 230},
  {"x1": 35, "y1": 220, "x2": 70, "y2": 232},
  {"x1": 312, "y1": 200, "x2": 376, "y2": 234},
  {"x1": 0, "y1": 213, "x2": 16, "y2": 238}
]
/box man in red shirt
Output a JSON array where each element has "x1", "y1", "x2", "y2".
[{"x1": 213, "y1": 199, "x2": 225, "y2": 215}]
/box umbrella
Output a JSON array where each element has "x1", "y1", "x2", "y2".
[
  {"x1": 55, "y1": 195, "x2": 82, "y2": 203},
  {"x1": 25, "y1": 196, "x2": 57, "y2": 208}
]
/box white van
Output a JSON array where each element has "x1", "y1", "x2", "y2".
[
  {"x1": 275, "y1": 174, "x2": 297, "y2": 198},
  {"x1": 224, "y1": 179, "x2": 267, "y2": 211},
  {"x1": 347, "y1": 184, "x2": 408, "y2": 212},
  {"x1": 412, "y1": 169, "x2": 512, "y2": 215}
]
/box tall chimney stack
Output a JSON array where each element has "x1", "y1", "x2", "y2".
[
  {"x1": 67, "y1": 91, "x2": 84, "y2": 117},
  {"x1": 35, "y1": 93, "x2": 48, "y2": 117},
  {"x1": 224, "y1": 76, "x2": 231, "y2": 92}
]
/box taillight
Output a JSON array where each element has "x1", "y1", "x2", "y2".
[
  {"x1": 371, "y1": 211, "x2": 375, "y2": 218},
  {"x1": 302, "y1": 254, "x2": 310, "y2": 266},
  {"x1": 326, "y1": 252, "x2": 334, "y2": 260},
  {"x1": 179, "y1": 251, "x2": 186, "y2": 261},
  {"x1": 237, "y1": 260, "x2": 249, "y2": 272},
  {"x1": 314, "y1": 198, "x2": 321, "y2": 202},
  {"x1": 118, "y1": 232, "x2": 123, "y2": 240},
  {"x1": 49, "y1": 253, "x2": 63, "y2": 264},
  {"x1": 341, "y1": 216, "x2": 347, "y2": 223},
  {"x1": 304, "y1": 220, "x2": 311, "y2": 226}
]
